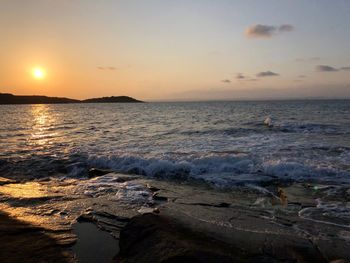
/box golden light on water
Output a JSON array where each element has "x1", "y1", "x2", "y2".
[
  {"x1": 32, "y1": 67, "x2": 46, "y2": 80},
  {"x1": 30, "y1": 105, "x2": 57, "y2": 146}
]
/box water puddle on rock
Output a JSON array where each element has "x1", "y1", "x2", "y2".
[{"x1": 72, "y1": 222, "x2": 119, "y2": 263}]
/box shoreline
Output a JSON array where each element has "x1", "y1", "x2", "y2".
[{"x1": 0, "y1": 172, "x2": 349, "y2": 262}]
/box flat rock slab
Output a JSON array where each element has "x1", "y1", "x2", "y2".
[
  {"x1": 118, "y1": 213, "x2": 248, "y2": 263},
  {"x1": 0, "y1": 173, "x2": 349, "y2": 263},
  {"x1": 0, "y1": 211, "x2": 75, "y2": 263}
]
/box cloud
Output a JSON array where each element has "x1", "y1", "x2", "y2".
[
  {"x1": 221, "y1": 79, "x2": 231, "y2": 83},
  {"x1": 97, "y1": 66, "x2": 116, "y2": 70},
  {"x1": 234, "y1": 73, "x2": 259, "y2": 82},
  {"x1": 316, "y1": 65, "x2": 338, "y2": 72},
  {"x1": 279, "y1": 24, "x2": 294, "y2": 32},
  {"x1": 245, "y1": 24, "x2": 294, "y2": 38},
  {"x1": 295, "y1": 57, "x2": 321, "y2": 62},
  {"x1": 257, "y1": 71, "x2": 279, "y2": 77},
  {"x1": 245, "y1": 24, "x2": 276, "y2": 38},
  {"x1": 298, "y1": 75, "x2": 307, "y2": 78},
  {"x1": 236, "y1": 73, "x2": 245, "y2": 79},
  {"x1": 316, "y1": 65, "x2": 350, "y2": 72}
]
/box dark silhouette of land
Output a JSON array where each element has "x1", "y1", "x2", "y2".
[
  {"x1": 0, "y1": 93, "x2": 143, "y2": 104},
  {"x1": 83, "y1": 96, "x2": 142, "y2": 103}
]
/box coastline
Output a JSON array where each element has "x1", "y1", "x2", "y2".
[
  {"x1": 0, "y1": 172, "x2": 349, "y2": 262},
  {"x1": 0, "y1": 93, "x2": 144, "y2": 104}
]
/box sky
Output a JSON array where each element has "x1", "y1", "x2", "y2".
[{"x1": 0, "y1": 0, "x2": 350, "y2": 101}]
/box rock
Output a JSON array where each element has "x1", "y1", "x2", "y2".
[
  {"x1": 88, "y1": 168, "x2": 112, "y2": 178},
  {"x1": 152, "y1": 192, "x2": 168, "y2": 202},
  {"x1": 147, "y1": 183, "x2": 160, "y2": 192},
  {"x1": 0, "y1": 211, "x2": 75, "y2": 263},
  {"x1": 137, "y1": 207, "x2": 160, "y2": 214},
  {"x1": 330, "y1": 260, "x2": 350, "y2": 263},
  {"x1": 117, "y1": 214, "x2": 246, "y2": 263}
]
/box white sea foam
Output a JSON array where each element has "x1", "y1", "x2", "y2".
[
  {"x1": 88, "y1": 154, "x2": 255, "y2": 179},
  {"x1": 76, "y1": 173, "x2": 153, "y2": 206},
  {"x1": 83, "y1": 154, "x2": 350, "y2": 188},
  {"x1": 264, "y1": 116, "x2": 273, "y2": 127}
]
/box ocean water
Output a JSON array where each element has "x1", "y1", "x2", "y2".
[{"x1": 0, "y1": 100, "x2": 349, "y2": 187}]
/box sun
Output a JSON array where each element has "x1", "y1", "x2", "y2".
[{"x1": 32, "y1": 67, "x2": 46, "y2": 80}]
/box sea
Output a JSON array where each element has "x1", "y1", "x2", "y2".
[{"x1": 1, "y1": 100, "x2": 349, "y2": 188}]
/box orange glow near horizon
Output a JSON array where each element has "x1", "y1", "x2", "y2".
[{"x1": 1, "y1": 1, "x2": 350, "y2": 100}]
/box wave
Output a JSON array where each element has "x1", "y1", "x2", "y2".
[
  {"x1": 175, "y1": 121, "x2": 349, "y2": 138},
  {"x1": 88, "y1": 154, "x2": 255, "y2": 179},
  {"x1": 86, "y1": 154, "x2": 349, "y2": 187},
  {"x1": 277, "y1": 122, "x2": 349, "y2": 135},
  {"x1": 1, "y1": 150, "x2": 349, "y2": 188}
]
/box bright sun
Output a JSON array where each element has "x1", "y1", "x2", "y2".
[{"x1": 32, "y1": 68, "x2": 46, "y2": 79}]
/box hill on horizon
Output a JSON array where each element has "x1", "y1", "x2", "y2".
[
  {"x1": 83, "y1": 96, "x2": 142, "y2": 103},
  {"x1": 0, "y1": 93, "x2": 143, "y2": 104}
]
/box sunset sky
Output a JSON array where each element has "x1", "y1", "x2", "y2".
[{"x1": 0, "y1": 0, "x2": 350, "y2": 101}]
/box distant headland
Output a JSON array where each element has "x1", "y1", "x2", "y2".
[{"x1": 0, "y1": 93, "x2": 143, "y2": 104}]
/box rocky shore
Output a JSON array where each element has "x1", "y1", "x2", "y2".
[{"x1": 0, "y1": 173, "x2": 349, "y2": 263}]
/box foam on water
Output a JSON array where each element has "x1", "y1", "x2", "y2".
[
  {"x1": 76, "y1": 174, "x2": 153, "y2": 206},
  {"x1": 83, "y1": 153, "x2": 350, "y2": 188},
  {"x1": 0, "y1": 100, "x2": 349, "y2": 188}
]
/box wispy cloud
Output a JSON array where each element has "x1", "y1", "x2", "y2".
[
  {"x1": 234, "y1": 73, "x2": 260, "y2": 82},
  {"x1": 245, "y1": 24, "x2": 275, "y2": 38},
  {"x1": 245, "y1": 24, "x2": 294, "y2": 39},
  {"x1": 221, "y1": 79, "x2": 231, "y2": 83},
  {"x1": 97, "y1": 66, "x2": 117, "y2": 70},
  {"x1": 257, "y1": 71, "x2": 279, "y2": 77},
  {"x1": 316, "y1": 65, "x2": 350, "y2": 72},
  {"x1": 295, "y1": 57, "x2": 321, "y2": 62},
  {"x1": 298, "y1": 75, "x2": 307, "y2": 78},
  {"x1": 316, "y1": 65, "x2": 338, "y2": 72},
  {"x1": 236, "y1": 73, "x2": 245, "y2": 80},
  {"x1": 279, "y1": 24, "x2": 294, "y2": 32}
]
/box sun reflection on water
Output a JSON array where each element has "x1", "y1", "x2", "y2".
[{"x1": 29, "y1": 104, "x2": 58, "y2": 146}]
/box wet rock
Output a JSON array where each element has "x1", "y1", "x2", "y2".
[
  {"x1": 330, "y1": 260, "x2": 350, "y2": 263},
  {"x1": 88, "y1": 168, "x2": 112, "y2": 178},
  {"x1": 137, "y1": 207, "x2": 156, "y2": 214},
  {"x1": 147, "y1": 183, "x2": 160, "y2": 192},
  {"x1": 152, "y1": 192, "x2": 168, "y2": 202},
  {"x1": 0, "y1": 177, "x2": 17, "y2": 186},
  {"x1": 0, "y1": 211, "x2": 74, "y2": 263},
  {"x1": 118, "y1": 214, "x2": 246, "y2": 263}
]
